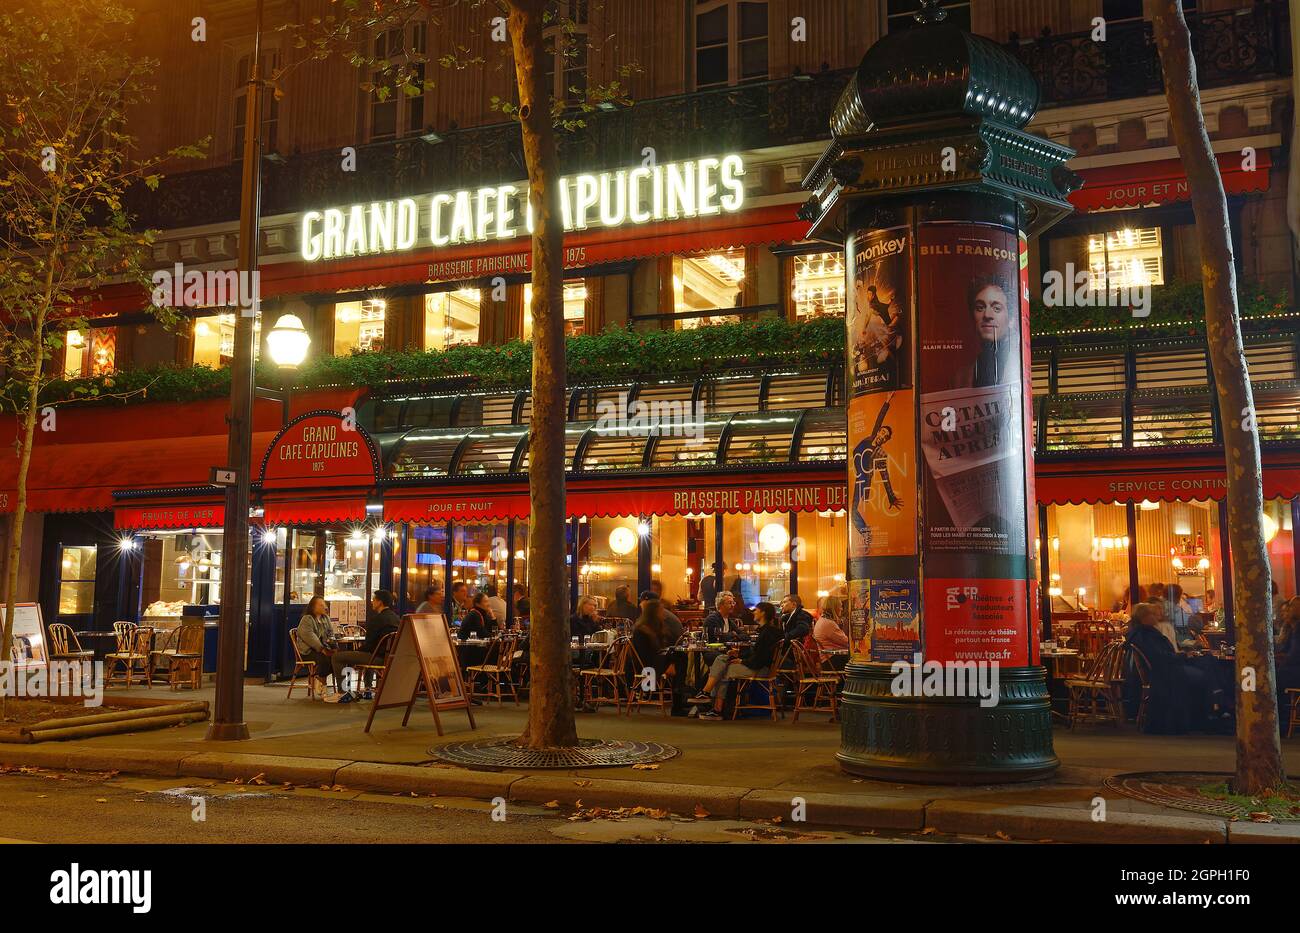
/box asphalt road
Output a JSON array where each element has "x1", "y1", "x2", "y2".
[{"x1": 0, "y1": 768, "x2": 996, "y2": 844}]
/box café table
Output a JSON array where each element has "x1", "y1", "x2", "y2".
[
  {"x1": 74, "y1": 630, "x2": 121, "y2": 663},
  {"x1": 1040, "y1": 647, "x2": 1081, "y2": 721}
]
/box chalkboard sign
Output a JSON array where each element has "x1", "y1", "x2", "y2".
[{"x1": 364, "y1": 613, "x2": 475, "y2": 735}]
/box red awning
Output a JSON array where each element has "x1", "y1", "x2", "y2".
[
  {"x1": 83, "y1": 204, "x2": 809, "y2": 315},
  {"x1": 1034, "y1": 451, "x2": 1300, "y2": 505},
  {"x1": 114, "y1": 500, "x2": 226, "y2": 530},
  {"x1": 260, "y1": 495, "x2": 371, "y2": 526},
  {"x1": 1068, "y1": 151, "x2": 1271, "y2": 212},
  {"x1": 384, "y1": 470, "x2": 848, "y2": 524}
]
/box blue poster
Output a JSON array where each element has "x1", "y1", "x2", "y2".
[{"x1": 869, "y1": 578, "x2": 921, "y2": 663}]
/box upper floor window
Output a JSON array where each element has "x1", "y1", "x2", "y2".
[
  {"x1": 792, "y1": 251, "x2": 846, "y2": 320},
  {"x1": 1087, "y1": 226, "x2": 1164, "y2": 292},
  {"x1": 885, "y1": 1, "x2": 970, "y2": 33},
  {"x1": 543, "y1": 0, "x2": 589, "y2": 105},
  {"x1": 695, "y1": 1, "x2": 768, "y2": 90},
  {"x1": 424, "y1": 288, "x2": 481, "y2": 350},
  {"x1": 369, "y1": 22, "x2": 427, "y2": 141},
  {"x1": 233, "y1": 48, "x2": 280, "y2": 159}
]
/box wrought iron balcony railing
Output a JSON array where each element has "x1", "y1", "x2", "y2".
[{"x1": 1005, "y1": 0, "x2": 1291, "y2": 107}]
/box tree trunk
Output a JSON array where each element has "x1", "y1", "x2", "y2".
[
  {"x1": 1, "y1": 359, "x2": 44, "y2": 722},
  {"x1": 1152, "y1": 0, "x2": 1284, "y2": 794},
  {"x1": 507, "y1": 0, "x2": 578, "y2": 748}
]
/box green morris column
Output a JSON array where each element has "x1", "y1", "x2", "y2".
[{"x1": 800, "y1": 1, "x2": 1081, "y2": 782}]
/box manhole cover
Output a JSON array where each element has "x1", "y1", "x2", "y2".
[
  {"x1": 1104, "y1": 771, "x2": 1300, "y2": 822},
  {"x1": 429, "y1": 737, "x2": 679, "y2": 769}
]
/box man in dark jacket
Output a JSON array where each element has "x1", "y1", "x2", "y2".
[
  {"x1": 331, "y1": 590, "x2": 401, "y2": 703},
  {"x1": 702, "y1": 592, "x2": 745, "y2": 643},
  {"x1": 778, "y1": 594, "x2": 814, "y2": 645},
  {"x1": 687, "y1": 601, "x2": 783, "y2": 720}
]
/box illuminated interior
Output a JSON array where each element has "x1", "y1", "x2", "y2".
[
  {"x1": 792, "y1": 251, "x2": 846, "y2": 319},
  {"x1": 334, "y1": 297, "x2": 388, "y2": 353},
  {"x1": 522, "y1": 280, "x2": 587, "y2": 338},
  {"x1": 673, "y1": 248, "x2": 746, "y2": 325},
  {"x1": 1087, "y1": 226, "x2": 1164, "y2": 291},
  {"x1": 424, "y1": 288, "x2": 481, "y2": 350}
]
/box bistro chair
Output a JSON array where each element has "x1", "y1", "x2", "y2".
[
  {"x1": 580, "y1": 636, "x2": 630, "y2": 712},
  {"x1": 1285, "y1": 688, "x2": 1299, "y2": 739},
  {"x1": 1065, "y1": 639, "x2": 1130, "y2": 728},
  {"x1": 731, "y1": 643, "x2": 790, "y2": 722},
  {"x1": 351, "y1": 632, "x2": 397, "y2": 696},
  {"x1": 105, "y1": 622, "x2": 152, "y2": 688},
  {"x1": 146, "y1": 627, "x2": 180, "y2": 685},
  {"x1": 1073, "y1": 620, "x2": 1117, "y2": 660},
  {"x1": 465, "y1": 636, "x2": 521, "y2": 705},
  {"x1": 46, "y1": 623, "x2": 93, "y2": 663},
  {"x1": 790, "y1": 642, "x2": 840, "y2": 723},
  {"x1": 287, "y1": 629, "x2": 325, "y2": 700},
  {"x1": 166, "y1": 624, "x2": 205, "y2": 690},
  {"x1": 623, "y1": 642, "x2": 672, "y2": 717}
]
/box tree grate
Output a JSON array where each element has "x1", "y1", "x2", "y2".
[
  {"x1": 1103, "y1": 771, "x2": 1300, "y2": 822},
  {"x1": 428, "y1": 737, "x2": 679, "y2": 769}
]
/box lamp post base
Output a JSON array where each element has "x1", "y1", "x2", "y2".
[
  {"x1": 205, "y1": 721, "x2": 251, "y2": 741},
  {"x1": 837, "y1": 662, "x2": 1058, "y2": 784}
]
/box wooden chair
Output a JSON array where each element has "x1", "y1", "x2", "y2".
[
  {"x1": 1285, "y1": 688, "x2": 1299, "y2": 739},
  {"x1": 732, "y1": 643, "x2": 789, "y2": 721},
  {"x1": 1073, "y1": 620, "x2": 1117, "y2": 660},
  {"x1": 790, "y1": 642, "x2": 839, "y2": 723},
  {"x1": 465, "y1": 636, "x2": 520, "y2": 705},
  {"x1": 105, "y1": 623, "x2": 152, "y2": 688},
  {"x1": 146, "y1": 627, "x2": 179, "y2": 685},
  {"x1": 351, "y1": 632, "x2": 396, "y2": 696},
  {"x1": 287, "y1": 629, "x2": 325, "y2": 700},
  {"x1": 580, "y1": 637, "x2": 630, "y2": 712},
  {"x1": 1065, "y1": 639, "x2": 1130, "y2": 728},
  {"x1": 166, "y1": 624, "x2": 205, "y2": 690},
  {"x1": 624, "y1": 642, "x2": 672, "y2": 716},
  {"x1": 46, "y1": 623, "x2": 93, "y2": 662}
]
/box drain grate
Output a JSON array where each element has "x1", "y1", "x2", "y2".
[
  {"x1": 1103, "y1": 771, "x2": 1300, "y2": 821},
  {"x1": 429, "y1": 737, "x2": 679, "y2": 769}
]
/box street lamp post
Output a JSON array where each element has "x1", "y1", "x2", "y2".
[{"x1": 208, "y1": 0, "x2": 265, "y2": 741}]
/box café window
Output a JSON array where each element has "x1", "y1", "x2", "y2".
[
  {"x1": 233, "y1": 48, "x2": 280, "y2": 157},
  {"x1": 1264, "y1": 498, "x2": 1296, "y2": 603},
  {"x1": 543, "y1": 1, "x2": 589, "y2": 105},
  {"x1": 886, "y1": 0, "x2": 970, "y2": 32},
  {"x1": 334, "y1": 298, "x2": 387, "y2": 354},
  {"x1": 57, "y1": 545, "x2": 97, "y2": 617},
  {"x1": 192, "y1": 313, "x2": 237, "y2": 368},
  {"x1": 695, "y1": 0, "x2": 768, "y2": 90},
  {"x1": 522, "y1": 280, "x2": 588, "y2": 338},
  {"x1": 368, "y1": 22, "x2": 427, "y2": 141},
  {"x1": 424, "y1": 288, "x2": 480, "y2": 350},
  {"x1": 1134, "y1": 498, "x2": 1223, "y2": 638},
  {"x1": 61, "y1": 328, "x2": 115, "y2": 378},
  {"x1": 1087, "y1": 226, "x2": 1164, "y2": 291},
  {"x1": 797, "y1": 510, "x2": 849, "y2": 601},
  {"x1": 1045, "y1": 503, "x2": 1131, "y2": 616},
  {"x1": 673, "y1": 248, "x2": 746, "y2": 326},
  {"x1": 792, "y1": 251, "x2": 846, "y2": 320}
]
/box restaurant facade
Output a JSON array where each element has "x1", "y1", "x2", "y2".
[{"x1": 1, "y1": 0, "x2": 1298, "y2": 676}]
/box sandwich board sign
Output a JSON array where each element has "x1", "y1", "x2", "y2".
[
  {"x1": 0, "y1": 603, "x2": 47, "y2": 666},
  {"x1": 364, "y1": 612, "x2": 476, "y2": 735}
]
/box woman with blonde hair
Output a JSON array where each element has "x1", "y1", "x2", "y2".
[{"x1": 813, "y1": 594, "x2": 850, "y2": 651}]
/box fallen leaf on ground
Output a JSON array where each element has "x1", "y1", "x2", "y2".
[
  {"x1": 693, "y1": 804, "x2": 710, "y2": 819},
  {"x1": 95, "y1": 798, "x2": 108, "y2": 803},
  {"x1": 631, "y1": 763, "x2": 659, "y2": 771},
  {"x1": 920, "y1": 827, "x2": 937, "y2": 835},
  {"x1": 35, "y1": 794, "x2": 46, "y2": 799},
  {"x1": 249, "y1": 773, "x2": 267, "y2": 786},
  {"x1": 543, "y1": 800, "x2": 560, "y2": 809},
  {"x1": 994, "y1": 831, "x2": 1011, "y2": 841},
  {"x1": 574, "y1": 780, "x2": 591, "y2": 787},
  {"x1": 1249, "y1": 811, "x2": 1275, "y2": 823}
]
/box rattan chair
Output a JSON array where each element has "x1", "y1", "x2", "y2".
[
  {"x1": 731, "y1": 643, "x2": 789, "y2": 721},
  {"x1": 105, "y1": 622, "x2": 152, "y2": 688},
  {"x1": 287, "y1": 629, "x2": 325, "y2": 699},
  {"x1": 580, "y1": 636, "x2": 630, "y2": 712},
  {"x1": 1285, "y1": 687, "x2": 1299, "y2": 739},
  {"x1": 166, "y1": 624, "x2": 205, "y2": 690},
  {"x1": 466, "y1": 636, "x2": 521, "y2": 705},
  {"x1": 46, "y1": 623, "x2": 94, "y2": 662},
  {"x1": 790, "y1": 642, "x2": 839, "y2": 722},
  {"x1": 351, "y1": 632, "x2": 396, "y2": 695},
  {"x1": 624, "y1": 642, "x2": 672, "y2": 716},
  {"x1": 1065, "y1": 639, "x2": 1130, "y2": 728}
]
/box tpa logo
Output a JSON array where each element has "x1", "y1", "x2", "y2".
[
  {"x1": 945, "y1": 585, "x2": 979, "y2": 610},
  {"x1": 49, "y1": 863, "x2": 151, "y2": 913}
]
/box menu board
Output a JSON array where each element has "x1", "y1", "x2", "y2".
[
  {"x1": 364, "y1": 613, "x2": 475, "y2": 736},
  {"x1": 1, "y1": 603, "x2": 47, "y2": 665}
]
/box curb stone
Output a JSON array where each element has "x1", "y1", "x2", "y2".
[
  {"x1": 739, "y1": 789, "x2": 926, "y2": 830},
  {"x1": 178, "y1": 752, "x2": 350, "y2": 786},
  {"x1": 335, "y1": 762, "x2": 519, "y2": 799},
  {"x1": 925, "y1": 799, "x2": 1228, "y2": 844},
  {"x1": 1225, "y1": 819, "x2": 1300, "y2": 844},
  {"x1": 509, "y1": 775, "x2": 749, "y2": 818}
]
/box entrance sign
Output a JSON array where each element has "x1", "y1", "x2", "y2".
[
  {"x1": 259, "y1": 410, "x2": 381, "y2": 490},
  {"x1": 300, "y1": 154, "x2": 747, "y2": 262},
  {"x1": 364, "y1": 613, "x2": 475, "y2": 736}
]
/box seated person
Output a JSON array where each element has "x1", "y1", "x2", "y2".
[
  {"x1": 330, "y1": 590, "x2": 400, "y2": 703},
  {"x1": 778, "y1": 594, "x2": 814, "y2": 646},
  {"x1": 702, "y1": 592, "x2": 746, "y2": 643},
  {"x1": 813, "y1": 595, "x2": 850, "y2": 651},
  {"x1": 1123, "y1": 602, "x2": 1210, "y2": 734},
  {"x1": 457, "y1": 592, "x2": 498, "y2": 641},
  {"x1": 687, "y1": 601, "x2": 783, "y2": 721},
  {"x1": 295, "y1": 595, "x2": 337, "y2": 688},
  {"x1": 569, "y1": 595, "x2": 601, "y2": 642},
  {"x1": 627, "y1": 600, "x2": 677, "y2": 692}
]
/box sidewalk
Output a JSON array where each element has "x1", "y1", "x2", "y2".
[{"x1": 1, "y1": 681, "x2": 1296, "y2": 844}]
